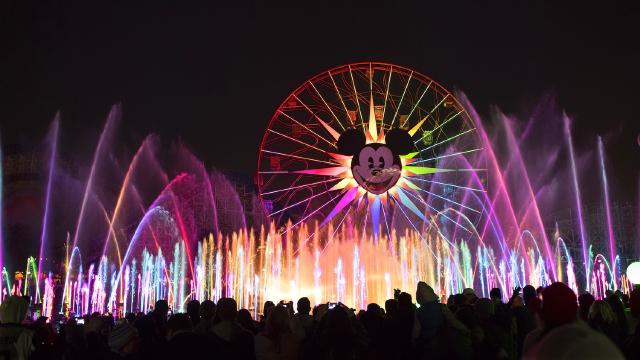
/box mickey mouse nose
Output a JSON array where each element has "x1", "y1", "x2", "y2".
[{"x1": 371, "y1": 169, "x2": 381, "y2": 176}]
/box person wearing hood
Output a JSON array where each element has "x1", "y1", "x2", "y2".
[
  {"x1": 0, "y1": 295, "x2": 33, "y2": 359},
  {"x1": 415, "y1": 282, "x2": 470, "y2": 359}
]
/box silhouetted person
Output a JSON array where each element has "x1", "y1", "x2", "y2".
[
  {"x1": 474, "y1": 298, "x2": 508, "y2": 359},
  {"x1": 237, "y1": 309, "x2": 257, "y2": 335},
  {"x1": 578, "y1": 292, "x2": 595, "y2": 321},
  {"x1": 107, "y1": 322, "x2": 138, "y2": 359},
  {"x1": 360, "y1": 303, "x2": 386, "y2": 360},
  {"x1": 625, "y1": 288, "x2": 640, "y2": 359},
  {"x1": 258, "y1": 301, "x2": 275, "y2": 333},
  {"x1": 209, "y1": 297, "x2": 255, "y2": 360},
  {"x1": 510, "y1": 295, "x2": 535, "y2": 358},
  {"x1": 393, "y1": 292, "x2": 417, "y2": 359},
  {"x1": 490, "y1": 288, "x2": 502, "y2": 303},
  {"x1": 166, "y1": 313, "x2": 200, "y2": 359},
  {"x1": 522, "y1": 285, "x2": 536, "y2": 305},
  {"x1": 606, "y1": 293, "x2": 630, "y2": 336},
  {"x1": 134, "y1": 314, "x2": 164, "y2": 359},
  {"x1": 317, "y1": 305, "x2": 366, "y2": 360},
  {"x1": 187, "y1": 300, "x2": 200, "y2": 328},
  {"x1": 0, "y1": 296, "x2": 34, "y2": 359},
  {"x1": 384, "y1": 299, "x2": 398, "y2": 320},
  {"x1": 186, "y1": 300, "x2": 200, "y2": 327},
  {"x1": 256, "y1": 304, "x2": 302, "y2": 360},
  {"x1": 294, "y1": 297, "x2": 313, "y2": 336},
  {"x1": 523, "y1": 282, "x2": 623, "y2": 359},
  {"x1": 194, "y1": 300, "x2": 215, "y2": 334},
  {"x1": 588, "y1": 300, "x2": 623, "y2": 348},
  {"x1": 415, "y1": 282, "x2": 443, "y2": 344},
  {"x1": 151, "y1": 300, "x2": 169, "y2": 338}
]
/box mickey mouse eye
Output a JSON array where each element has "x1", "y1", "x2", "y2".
[
  {"x1": 368, "y1": 157, "x2": 374, "y2": 169},
  {"x1": 379, "y1": 156, "x2": 385, "y2": 168}
]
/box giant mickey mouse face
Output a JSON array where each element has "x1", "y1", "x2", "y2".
[{"x1": 337, "y1": 128, "x2": 414, "y2": 195}]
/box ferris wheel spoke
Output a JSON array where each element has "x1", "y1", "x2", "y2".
[
  {"x1": 347, "y1": 65, "x2": 364, "y2": 127},
  {"x1": 412, "y1": 148, "x2": 483, "y2": 164},
  {"x1": 414, "y1": 108, "x2": 463, "y2": 144},
  {"x1": 403, "y1": 165, "x2": 453, "y2": 175},
  {"x1": 260, "y1": 166, "x2": 347, "y2": 177},
  {"x1": 292, "y1": 94, "x2": 341, "y2": 142},
  {"x1": 388, "y1": 192, "x2": 439, "y2": 259},
  {"x1": 281, "y1": 188, "x2": 347, "y2": 233},
  {"x1": 321, "y1": 186, "x2": 359, "y2": 226},
  {"x1": 416, "y1": 127, "x2": 477, "y2": 153},
  {"x1": 277, "y1": 110, "x2": 336, "y2": 147},
  {"x1": 308, "y1": 81, "x2": 347, "y2": 131},
  {"x1": 408, "y1": 94, "x2": 452, "y2": 137},
  {"x1": 390, "y1": 71, "x2": 413, "y2": 127},
  {"x1": 414, "y1": 185, "x2": 481, "y2": 214},
  {"x1": 400, "y1": 187, "x2": 472, "y2": 233},
  {"x1": 403, "y1": 177, "x2": 486, "y2": 193},
  {"x1": 293, "y1": 166, "x2": 348, "y2": 177},
  {"x1": 320, "y1": 202, "x2": 355, "y2": 254},
  {"x1": 400, "y1": 81, "x2": 432, "y2": 128},
  {"x1": 403, "y1": 166, "x2": 486, "y2": 175},
  {"x1": 328, "y1": 71, "x2": 352, "y2": 126},
  {"x1": 380, "y1": 66, "x2": 392, "y2": 130},
  {"x1": 380, "y1": 196, "x2": 392, "y2": 241},
  {"x1": 267, "y1": 129, "x2": 333, "y2": 154},
  {"x1": 269, "y1": 188, "x2": 334, "y2": 217},
  {"x1": 261, "y1": 149, "x2": 341, "y2": 166},
  {"x1": 262, "y1": 178, "x2": 342, "y2": 196}
]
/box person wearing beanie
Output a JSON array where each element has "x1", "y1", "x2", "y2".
[
  {"x1": 523, "y1": 282, "x2": 622, "y2": 359},
  {"x1": 108, "y1": 322, "x2": 139, "y2": 358},
  {"x1": 0, "y1": 295, "x2": 34, "y2": 359},
  {"x1": 523, "y1": 322, "x2": 624, "y2": 359},
  {"x1": 462, "y1": 288, "x2": 477, "y2": 304}
]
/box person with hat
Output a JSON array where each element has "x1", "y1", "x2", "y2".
[{"x1": 522, "y1": 282, "x2": 623, "y2": 359}]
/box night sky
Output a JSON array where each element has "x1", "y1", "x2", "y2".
[{"x1": 2, "y1": 1, "x2": 639, "y2": 194}]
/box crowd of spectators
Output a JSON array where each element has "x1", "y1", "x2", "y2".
[{"x1": 0, "y1": 282, "x2": 638, "y2": 359}]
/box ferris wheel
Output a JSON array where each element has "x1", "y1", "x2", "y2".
[{"x1": 257, "y1": 62, "x2": 484, "y2": 239}]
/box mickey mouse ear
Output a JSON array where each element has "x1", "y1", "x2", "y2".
[
  {"x1": 385, "y1": 128, "x2": 414, "y2": 155},
  {"x1": 336, "y1": 129, "x2": 366, "y2": 156}
]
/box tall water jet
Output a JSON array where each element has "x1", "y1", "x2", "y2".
[
  {"x1": 63, "y1": 106, "x2": 118, "y2": 309},
  {"x1": 563, "y1": 114, "x2": 589, "y2": 290},
  {"x1": 37, "y1": 115, "x2": 60, "y2": 299},
  {"x1": 598, "y1": 136, "x2": 617, "y2": 288},
  {"x1": 71, "y1": 106, "x2": 118, "y2": 251},
  {"x1": 501, "y1": 114, "x2": 556, "y2": 280}
]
